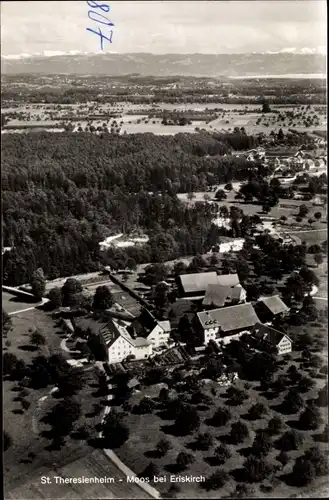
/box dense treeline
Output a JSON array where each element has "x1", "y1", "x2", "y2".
[{"x1": 2, "y1": 131, "x2": 266, "y2": 285}]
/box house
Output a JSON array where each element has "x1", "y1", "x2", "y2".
[
  {"x1": 178, "y1": 271, "x2": 220, "y2": 298},
  {"x1": 252, "y1": 323, "x2": 292, "y2": 355},
  {"x1": 178, "y1": 271, "x2": 243, "y2": 299},
  {"x1": 100, "y1": 319, "x2": 153, "y2": 364},
  {"x1": 130, "y1": 309, "x2": 171, "y2": 348},
  {"x1": 194, "y1": 303, "x2": 260, "y2": 345},
  {"x1": 255, "y1": 295, "x2": 290, "y2": 323},
  {"x1": 202, "y1": 284, "x2": 246, "y2": 309}
]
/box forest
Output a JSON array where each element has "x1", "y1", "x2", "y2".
[{"x1": 2, "y1": 130, "x2": 269, "y2": 285}]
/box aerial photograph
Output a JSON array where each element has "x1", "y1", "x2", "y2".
[{"x1": 1, "y1": 1, "x2": 328, "y2": 499}]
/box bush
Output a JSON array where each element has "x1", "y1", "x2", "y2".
[
  {"x1": 230, "y1": 421, "x2": 249, "y2": 444},
  {"x1": 196, "y1": 432, "x2": 213, "y2": 450},
  {"x1": 277, "y1": 430, "x2": 304, "y2": 451},
  {"x1": 210, "y1": 407, "x2": 231, "y2": 427},
  {"x1": 244, "y1": 455, "x2": 273, "y2": 482},
  {"x1": 176, "y1": 451, "x2": 194, "y2": 471},
  {"x1": 213, "y1": 444, "x2": 231, "y2": 464}
]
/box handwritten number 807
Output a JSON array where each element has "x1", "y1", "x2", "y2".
[{"x1": 86, "y1": 1, "x2": 114, "y2": 49}]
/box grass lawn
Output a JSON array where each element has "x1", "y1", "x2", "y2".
[
  {"x1": 3, "y1": 308, "x2": 106, "y2": 496},
  {"x1": 288, "y1": 228, "x2": 327, "y2": 245},
  {"x1": 2, "y1": 291, "x2": 38, "y2": 314}
]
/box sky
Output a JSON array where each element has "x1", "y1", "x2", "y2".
[{"x1": 1, "y1": 0, "x2": 327, "y2": 57}]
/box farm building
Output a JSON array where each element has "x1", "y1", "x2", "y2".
[
  {"x1": 178, "y1": 271, "x2": 242, "y2": 299},
  {"x1": 252, "y1": 323, "x2": 292, "y2": 355},
  {"x1": 194, "y1": 303, "x2": 260, "y2": 345},
  {"x1": 255, "y1": 295, "x2": 290, "y2": 323},
  {"x1": 202, "y1": 283, "x2": 246, "y2": 309},
  {"x1": 101, "y1": 319, "x2": 153, "y2": 363},
  {"x1": 130, "y1": 309, "x2": 171, "y2": 348}
]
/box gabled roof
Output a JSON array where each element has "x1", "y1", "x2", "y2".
[
  {"x1": 157, "y1": 320, "x2": 171, "y2": 333},
  {"x1": 179, "y1": 271, "x2": 240, "y2": 294},
  {"x1": 253, "y1": 323, "x2": 292, "y2": 346},
  {"x1": 133, "y1": 337, "x2": 152, "y2": 347},
  {"x1": 258, "y1": 295, "x2": 289, "y2": 315},
  {"x1": 179, "y1": 271, "x2": 219, "y2": 294},
  {"x1": 197, "y1": 303, "x2": 260, "y2": 333},
  {"x1": 100, "y1": 319, "x2": 135, "y2": 348}
]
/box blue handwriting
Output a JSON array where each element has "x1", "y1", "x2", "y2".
[{"x1": 86, "y1": 1, "x2": 114, "y2": 50}]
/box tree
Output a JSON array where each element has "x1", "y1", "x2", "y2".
[
  {"x1": 291, "y1": 456, "x2": 316, "y2": 486},
  {"x1": 4, "y1": 431, "x2": 13, "y2": 451},
  {"x1": 243, "y1": 455, "x2": 273, "y2": 482},
  {"x1": 156, "y1": 438, "x2": 171, "y2": 456},
  {"x1": 316, "y1": 384, "x2": 328, "y2": 407},
  {"x1": 31, "y1": 268, "x2": 46, "y2": 300},
  {"x1": 282, "y1": 389, "x2": 304, "y2": 413},
  {"x1": 230, "y1": 421, "x2": 249, "y2": 444},
  {"x1": 297, "y1": 375, "x2": 315, "y2": 393},
  {"x1": 135, "y1": 397, "x2": 156, "y2": 415},
  {"x1": 187, "y1": 192, "x2": 195, "y2": 200},
  {"x1": 299, "y1": 404, "x2": 322, "y2": 430},
  {"x1": 61, "y1": 278, "x2": 83, "y2": 306},
  {"x1": 174, "y1": 404, "x2": 200, "y2": 435},
  {"x1": 298, "y1": 204, "x2": 309, "y2": 218},
  {"x1": 314, "y1": 211, "x2": 322, "y2": 220},
  {"x1": 210, "y1": 407, "x2": 231, "y2": 427},
  {"x1": 176, "y1": 451, "x2": 194, "y2": 471},
  {"x1": 196, "y1": 432, "x2": 213, "y2": 450},
  {"x1": 248, "y1": 403, "x2": 267, "y2": 420},
  {"x1": 314, "y1": 253, "x2": 323, "y2": 266},
  {"x1": 267, "y1": 416, "x2": 284, "y2": 435},
  {"x1": 278, "y1": 128, "x2": 284, "y2": 141},
  {"x1": 45, "y1": 398, "x2": 82, "y2": 437},
  {"x1": 277, "y1": 429, "x2": 304, "y2": 451},
  {"x1": 92, "y1": 285, "x2": 114, "y2": 310},
  {"x1": 308, "y1": 218, "x2": 315, "y2": 226},
  {"x1": 30, "y1": 330, "x2": 46, "y2": 349},
  {"x1": 48, "y1": 287, "x2": 63, "y2": 308},
  {"x1": 102, "y1": 410, "x2": 129, "y2": 448},
  {"x1": 139, "y1": 461, "x2": 159, "y2": 480},
  {"x1": 215, "y1": 189, "x2": 227, "y2": 201},
  {"x1": 173, "y1": 261, "x2": 187, "y2": 276},
  {"x1": 262, "y1": 101, "x2": 271, "y2": 113},
  {"x1": 3, "y1": 352, "x2": 19, "y2": 376},
  {"x1": 252, "y1": 430, "x2": 272, "y2": 456},
  {"x1": 213, "y1": 444, "x2": 231, "y2": 464}
]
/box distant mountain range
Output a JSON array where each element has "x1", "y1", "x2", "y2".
[{"x1": 1, "y1": 52, "x2": 326, "y2": 77}]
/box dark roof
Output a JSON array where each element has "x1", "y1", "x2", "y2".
[
  {"x1": 258, "y1": 295, "x2": 289, "y2": 315},
  {"x1": 179, "y1": 271, "x2": 219, "y2": 294},
  {"x1": 197, "y1": 303, "x2": 260, "y2": 333},
  {"x1": 253, "y1": 323, "x2": 292, "y2": 346}
]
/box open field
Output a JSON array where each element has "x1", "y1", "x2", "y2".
[
  {"x1": 3, "y1": 103, "x2": 326, "y2": 136},
  {"x1": 288, "y1": 229, "x2": 327, "y2": 245},
  {"x1": 2, "y1": 291, "x2": 37, "y2": 314}
]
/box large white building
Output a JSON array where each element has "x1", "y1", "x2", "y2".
[{"x1": 100, "y1": 319, "x2": 153, "y2": 363}]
